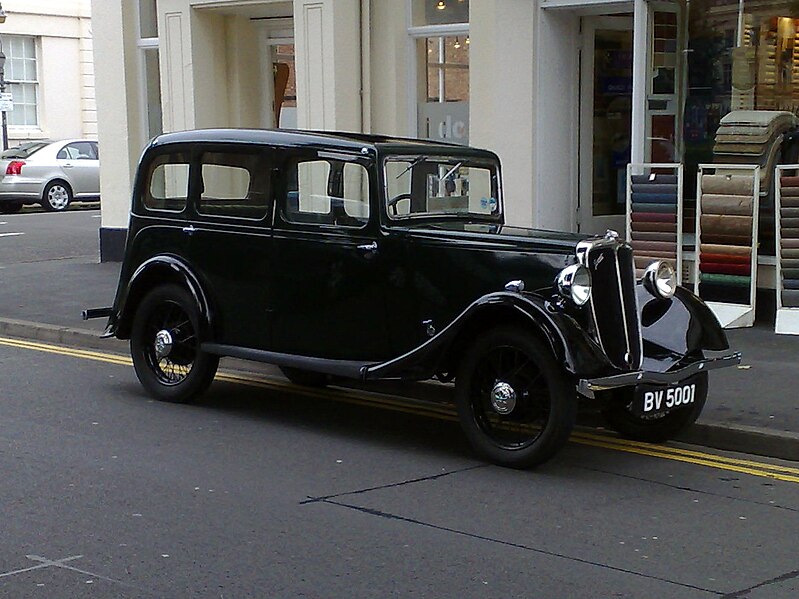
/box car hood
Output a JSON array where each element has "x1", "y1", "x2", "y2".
[{"x1": 399, "y1": 221, "x2": 589, "y2": 253}]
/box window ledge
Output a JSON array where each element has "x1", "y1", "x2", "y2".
[{"x1": 7, "y1": 128, "x2": 48, "y2": 141}]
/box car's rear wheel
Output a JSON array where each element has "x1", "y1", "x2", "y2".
[
  {"x1": 455, "y1": 327, "x2": 576, "y2": 468},
  {"x1": 130, "y1": 284, "x2": 219, "y2": 403},
  {"x1": 41, "y1": 181, "x2": 73, "y2": 212},
  {"x1": 601, "y1": 372, "x2": 708, "y2": 442},
  {"x1": 0, "y1": 202, "x2": 22, "y2": 214},
  {"x1": 279, "y1": 366, "x2": 329, "y2": 387}
]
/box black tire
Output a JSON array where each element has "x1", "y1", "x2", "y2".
[
  {"x1": 0, "y1": 202, "x2": 23, "y2": 214},
  {"x1": 130, "y1": 284, "x2": 219, "y2": 403},
  {"x1": 455, "y1": 326, "x2": 576, "y2": 469},
  {"x1": 279, "y1": 366, "x2": 329, "y2": 387},
  {"x1": 601, "y1": 372, "x2": 708, "y2": 443},
  {"x1": 41, "y1": 180, "x2": 73, "y2": 212}
]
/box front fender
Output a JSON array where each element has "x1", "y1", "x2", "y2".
[
  {"x1": 638, "y1": 284, "x2": 729, "y2": 369},
  {"x1": 110, "y1": 255, "x2": 212, "y2": 339},
  {"x1": 364, "y1": 292, "x2": 613, "y2": 381}
]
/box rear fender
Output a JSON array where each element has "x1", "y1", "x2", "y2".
[
  {"x1": 364, "y1": 292, "x2": 612, "y2": 381},
  {"x1": 111, "y1": 255, "x2": 212, "y2": 339}
]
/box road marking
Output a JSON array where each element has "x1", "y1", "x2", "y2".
[
  {"x1": 1, "y1": 335, "x2": 798, "y2": 483},
  {"x1": 0, "y1": 232, "x2": 24, "y2": 238}
]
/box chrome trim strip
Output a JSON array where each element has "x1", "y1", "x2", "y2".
[
  {"x1": 577, "y1": 352, "x2": 742, "y2": 397},
  {"x1": 613, "y1": 244, "x2": 634, "y2": 368}
]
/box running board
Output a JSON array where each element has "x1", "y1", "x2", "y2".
[{"x1": 201, "y1": 343, "x2": 371, "y2": 379}]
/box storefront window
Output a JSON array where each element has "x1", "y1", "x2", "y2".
[{"x1": 410, "y1": 1, "x2": 470, "y2": 144}]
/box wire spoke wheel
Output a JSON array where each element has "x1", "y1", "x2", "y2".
[
  {"x1": 455, "y1": 327, "x2": 575, "y2": 468},
  {"x1": 131, "y1": 285, "x2": 219, "y2": 403}
]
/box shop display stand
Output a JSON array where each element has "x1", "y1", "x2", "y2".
[
  {"x1": 625, "y1": 163, "x2": 684, "y2": 283},
  {"x1": 775, "y1": 165, "x2": 799, "y2": 334},
  {"x1": 694, "y1": 164, "x2": 760, "y2": 328}
]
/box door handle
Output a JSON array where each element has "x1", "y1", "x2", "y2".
[
  {"x1": 356, "y1": 241, "x2": 378, "y2": 253},
  {"x1": 182, "y1": 225, "x2": 196, "y2": 235},
  {"x1": 63, "y1": 163, "x2": 74, "y2": 168}
]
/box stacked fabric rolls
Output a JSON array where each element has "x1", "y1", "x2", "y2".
[
  {"x1": 697, "y1": 173, "x2": 756, "y2": 305},
  {"x1": 779, "y1": 175, "x2": 799, "y2": 308},
  {"x1": 629, "y1": 173, "x2": 679, "y2": 278}
]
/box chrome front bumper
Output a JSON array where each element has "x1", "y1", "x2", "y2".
[{"x1": 577, "y1": 352, "x2": 742, "y2": 398}]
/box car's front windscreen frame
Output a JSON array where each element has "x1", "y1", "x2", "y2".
[{"x1": 382, "y1": 154, "x2": 503, "y2": 224}]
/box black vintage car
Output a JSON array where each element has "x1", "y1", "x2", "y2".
[{"x1": 85, "y1": 129, "x2": 741, "y2": 468}]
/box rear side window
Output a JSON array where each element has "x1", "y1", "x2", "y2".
[
  {"x1": 57, "y1": 142, "x2": 98, "y2": 160},
  {"x1": 198, "y1": 151, "x2": 270, "y2": 220},
  {"x1": 145, "y1": 153, "x2": 190, "y2": 212},
  {"x1": 284, "y1": 158, "x2": 370, "y2": 227}
]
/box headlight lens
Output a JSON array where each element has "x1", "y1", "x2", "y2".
[
  {"x1": 643, "y1": 260, "x2": 677, "y2": 299},
  {"x1": 556, "y1": 264, "x2": 592, "y2": 306}
]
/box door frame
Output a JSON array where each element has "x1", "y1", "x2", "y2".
[{"x1": 578, "y1": 15, "x2": 634, "y2": 235}]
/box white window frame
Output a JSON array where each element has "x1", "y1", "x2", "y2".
[
  {"x1": 136, "y1": 0, "x2": 161, "y2": 144},
  {"x1": 406, "y1": 2, "x2": 469, "y2": 136},
  {"x1": 4, "y1": 35, "x2": 40, "y2": 130}
]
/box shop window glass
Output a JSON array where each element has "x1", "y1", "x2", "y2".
[
  {"x1": 411, "y1": 0, "x2": 469, "y2": 27},
  {"x1": 139, "y1": 0, "x2": 158, "y2": 38},
  {"x1": 273, "y1": 44, "x2": 297, "y2": 129},
  {"x1": 418, "y1": 35, "x2": 470, "y2": 144}
]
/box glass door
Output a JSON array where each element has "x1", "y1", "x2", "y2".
[{"x1": 579, "y1": 17, "x2": 634, "y2": 235}]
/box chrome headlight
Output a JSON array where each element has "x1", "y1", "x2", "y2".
[
  {"x1": 556, "y1": 264, "x2": 592, "y2": 306},
  {"x1": 643, "y1": 260, "x2": 677, "y2": 299}
]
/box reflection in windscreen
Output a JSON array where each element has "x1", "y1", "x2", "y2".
[{"x1": 385, "y1": 157, "x2": 498, "y2": 219}]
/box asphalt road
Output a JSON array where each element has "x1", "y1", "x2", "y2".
[{"x1": 1, "y1": 338, "x2": 798, "y2": 598}]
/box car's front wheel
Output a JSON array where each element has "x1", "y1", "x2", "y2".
[
  {"x1": 41, "y1": 181, "x2": 73, "y2": 212},
  {"x1": 601, "y1": 372, "x2": 708, "y2": 442},
  {"x1": 455, "y1": 327, "x2": 576, "y2": 468},
  {"x1": 130, "y1": 284, "x2": 219, "y2": 403}
]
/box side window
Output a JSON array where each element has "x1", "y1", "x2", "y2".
[
  {"x1": 198, "y1": 151, "x2": 270, "y2": 220},
  {"x1": 284, "y1": 158, "x2": 370, "y2": 227},
  {"x1": 57, "y1": 145, "x2": 79, "y2": 160},
  {"x1": 57, "y1": 142, "x2": 96, "y2": 160},
  {"x1": 144, "y1": 153, "x2": 190, "y2": 212}
]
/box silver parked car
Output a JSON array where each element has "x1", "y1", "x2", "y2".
[{"x1": 0, "y1": 139, "x2": 100, "y2": 213}]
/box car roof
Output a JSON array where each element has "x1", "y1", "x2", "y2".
[{"x1": 149, "y1": 128, "x2": 499, "y2": 160}]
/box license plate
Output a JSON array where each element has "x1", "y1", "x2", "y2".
[{"x1": 633, "y1": 382, "x2": 697, "y2": 418}]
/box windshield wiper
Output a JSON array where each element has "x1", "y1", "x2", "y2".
[
  {"x1": 441, "y1": 161, "x2": 463, "y2": 181},
  {"x1": 395, "y1": 155, "x2": 428, "y2": 179}
]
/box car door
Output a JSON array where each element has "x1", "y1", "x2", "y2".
[
  {"x1": 56, "y1": 141, "x2": 99, "y2": 197},
  {"x1": 270, "y1": 150, "x2": 392, "y2": 361},
  {"x1": 181, "y1": 145, "x2": 275, "y2": 350}
]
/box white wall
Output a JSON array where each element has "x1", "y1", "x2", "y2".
[{"x1": 1, "y1": 0, "x2": 95, "y2": 144}]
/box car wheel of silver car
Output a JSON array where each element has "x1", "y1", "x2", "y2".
[
  {"x1": 455, "y1": 326, "x2": 576, "y2": 469},
  {"x1": 41, "y1": 181, "x2": 73, "y2": 212},
  {"x1": 601, "y1": 371, "x2": 708, "y2": 443},
  {"x1": 130, "y1": 284, "x2": 219, "y2": 403}
]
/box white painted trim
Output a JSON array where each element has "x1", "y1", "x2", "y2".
[
  {"x1": 407, "y1": 23, "x2": 469, "y2": 38},
  {"x1": 542, "y1": 0, "x2": 630, "y2": 9},
  {"x1": 630, "y1": 0, "x2": 648, "y2": 165}
]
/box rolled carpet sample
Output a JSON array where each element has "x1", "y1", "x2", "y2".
[
  {"x1": 631, "y1": 183, "x2": 678, "y2": 194},
  {"x1": 700, "y1": 214, "x2": 753, "y2": 236},
  {"x1": 780, "y1": 176, "x2": 799, "y2": 187},
  {"x1": 699, "y1": 281, "x2": 751, "y2": 304},
  {"x1": 700, "y1": 252, "x2": 751, "y2": 264},
  {"x1": 700, "y1": 273, "x2": 751, "y2": 286},
  {"x1": 785, "y1": 279, "x2": 799, "y2": 290},
  {"x1": 700, "y1": 243, "x2": 752, "y2": 257},
  {"x1": 639, "y1": 222, "x2": 677, "y2": 233},
  {"x1": 701, "y1": 194, "x2": 753, "y2": 215},
  {"x1": 780, "y1": 228, "x2": 799, "y2": 239},
  {"x1": 782, "y1": 248, "x2": 799, "y2": 258},
  {"x1": 700, "y1": 262, "x2": 751, "y2": 276},
  {"x1": 633, "y1": 250, "x2": 677, "y2": 260},
  {"x1": 781, "y1": 195, "x2": 799, "y2": 207},
  {"x1": 781, "y1": 207, "x2": 799, "y2": 217},
  {"x1": 632, "y1": 174, "x2": 678, "y2": 185},
  {"x1": 631, "y1": 212, "x2": 677, "y2": 223},
  {"x1": 781, "y1": 218, "x2": 799, "y2": 228},
  {"x1": 631, "y1": 192, "x2": 678, "y2": 204},
  {"x1": 632, "y1": 202, "x2": 678, "y2": 213},
  {"x1": 782, "y1": 268, "x2": 799, "y2": 278},
  {"x1": 631, "y1": 231, "x2": 678, "y2": 242},
  {"x1": 782, "y1": 239, "x2": 799, "y2": 249},
  {"x1": 780, "y1": 187, "x2": 799, "y2": 197},
  {"x1": 781, "y1": 258, "x2": 799, "y2": 268},
  {"x1": 782, "y1": 289, "x2": 799, "y2": 307},
  {"x1": 701, "y1": 233, "x2": 753, "y2": 245},
  {"x1": 702, "y1": 174, "x2": 754, "y2": 195},
  {"x1": 632, "y1": 240, "x2": 679, "y2": 253}
]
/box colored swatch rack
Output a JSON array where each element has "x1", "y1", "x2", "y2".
[
  {"x1": 694, "y1": 164, "x2": 760, "y2": 329},
  {"x1": 775, "y1": 165, "x2": 799, "y2": 334},
  {"x1": 625, "y1": 163, "x2": 683, "y2": 282}
]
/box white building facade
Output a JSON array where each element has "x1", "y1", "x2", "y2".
[
  {"x1": 92, "y1": 0, "x2": 793, "y2": 265},
  {"x1": 0, "y1": 0, "x2": 95, "y2": 147}
]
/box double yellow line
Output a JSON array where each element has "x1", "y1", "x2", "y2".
[{"x1": 2, "y1": 335, "x2": 799, "y2": 484}]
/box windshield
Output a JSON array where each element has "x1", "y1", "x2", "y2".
[
  {"x1": 1, "y1": 141, "x2": 50, "y2": 159},
  {"x1": 384, "y1": 156, "x2": 501, "y2": 221}
]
